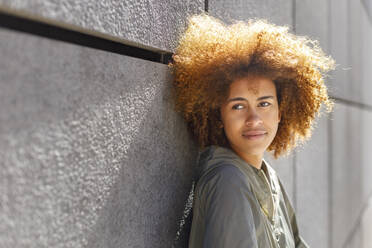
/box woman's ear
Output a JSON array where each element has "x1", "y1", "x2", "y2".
[
  {"x1": 278, "y1": 111, "x2": 281, "y2": 123},
  {"x1": 218, "y1": 108, "x2": 224, "y2": 127},
  {"x1": 219, "y1": 121, "x2": 224, "y2": 128}
]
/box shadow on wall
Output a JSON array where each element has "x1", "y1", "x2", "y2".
[{"x1": 84, "y1": 73, "x2": 198, "y2": 248}]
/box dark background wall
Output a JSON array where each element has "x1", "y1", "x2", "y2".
[{"x1": 0, "y1": 1, "x2": 371, "y2": 247}]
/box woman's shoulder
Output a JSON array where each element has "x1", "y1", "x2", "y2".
[
  {"x1": 196, "y1": 145, "x2": 248, "y2": 179},
  {"x1": 200, "y1": 163, "x2": 246, "y2": 182},
  {"x1": 196, "y1": 163, "x2": 252, "y2": 197}
]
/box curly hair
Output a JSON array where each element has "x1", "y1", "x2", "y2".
[{"x1": 168, "y1": 13, "x2": 335, "y2": 158}]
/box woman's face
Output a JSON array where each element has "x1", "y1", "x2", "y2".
[{"x1": 220, "y1": 74, "x2": 281, "y2": 159}]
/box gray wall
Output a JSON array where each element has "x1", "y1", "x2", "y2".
[
  {"x1": 1, "y1": 1, "x2": 371, "y2": 248},
  {"x1": 0, "y1": 28, "x2": 199, "y2": 247},
  {"x1": 295, "y1": 1, "x2": 372, "y2": 248}
]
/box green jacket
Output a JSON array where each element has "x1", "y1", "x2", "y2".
[{"x1": 188, "y1": 145, "x2": 309, "y2": 248}]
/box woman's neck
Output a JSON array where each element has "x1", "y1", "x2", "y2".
[{"x1": 234, "y1": 150, "x2": 263, "y2": 170}]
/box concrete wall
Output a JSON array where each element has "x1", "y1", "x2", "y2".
[
  {"x1": 0, "y1": 0, "x2": 203, "y2": 52},
  {"x1": 294, "y1": 1, "x2": 332, "y2": 248},
  {"x1": 0, "y1": 0, "x2": 371, "y2": 248},
  {"x1": 0, "y1": 27, "x2": 199, "y2": 247},
  {"x1": 295, "y1": 1, "x2": 372, "y2": 248}
]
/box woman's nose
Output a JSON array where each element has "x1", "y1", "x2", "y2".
[{"x1": 245, "y1": 109, "x2": 263, "y2": 126}]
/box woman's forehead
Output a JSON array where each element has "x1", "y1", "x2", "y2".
[{"x1": 229, "y1": 75, "x2": 276, "y2": 96}]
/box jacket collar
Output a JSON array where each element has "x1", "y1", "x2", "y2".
[{"x1": 196, "y1": 145, "x2": 280, "y2": 223}]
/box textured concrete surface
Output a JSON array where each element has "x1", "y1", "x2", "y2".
[
  {"x1": 349, "y1": 0, "x2": 364, "y2": 106},
  {"x1": 360, "y1": 109, "x2": 372, "y2": 216},
  {"x1": 350, "y1": 0, "x2": 372, "y2": 107},
  {"x1": 329, "y1": 0, "x2": 372, "y2": 107},
  {"x1": 331, "y1": 103, "x2": 362, "y2": 248},
  {"x1": 361, "y1": 197, "x2": 372, "y2": 248},
  {"x1": 344, "y1": 196, "x2": 372, "y2": 248},
  {"x1": 330, "y1": 103, "x2": 372, "y2": 248},
  {"x1": 357, "y1": 2, "x2": 372, "y2": 108},
  {"x1": 329, "y1": 0, "x2": 351, "y2": 103},
  {"x1": 295, "y1": 115, "x2": 329, "y2": 248},
  {"x1": 295, "y1": 0, "x2": 329, "y2": 52},
  {"x1": 295, "y1": 2, "x2": 331, "y2": 247},
  {"x1": 0, "y1": 0, "x2": 204, "y2": 52},
  {"x1": 208, "y1": 0, "x2": 293, "y2": 30},
  {"x1": 0, "y1": 28, "x2": 198, "y2": 248},
  {"x1": 362, "y1": 0, "x2": 372, "y2": 20},
  {"x1": 345, "y1": 225, "x2": 362, "y2": 248}
]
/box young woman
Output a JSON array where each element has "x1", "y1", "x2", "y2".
[{"x1": 169, "y1": 13, "x2": 335, "y2": 248}]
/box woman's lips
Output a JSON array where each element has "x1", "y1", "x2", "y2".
[{"x1": 242, "y1": 132, "x2": 267, "y2": 140}]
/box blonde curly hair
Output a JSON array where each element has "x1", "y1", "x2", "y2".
[{"x1": 169, "y1": 13, "x2": 335, "y2": 158}]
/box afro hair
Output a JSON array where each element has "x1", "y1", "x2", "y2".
[{"x1": 169, "y1": 13, "x2": 335, "y2": 158}]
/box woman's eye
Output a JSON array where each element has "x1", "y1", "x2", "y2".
[
  {"x1": 232, "y1": 104, "x2": 244, "y2": 110},
  {"x1": 259, "y1": 102, "x2": 271, "y2": 107}
]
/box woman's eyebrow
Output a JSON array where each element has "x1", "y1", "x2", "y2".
[
  {"x1": 257, "y1": 95, "x2": 274, "y2": 100},
  {"x1": 227, "y1": 97, "x2": 246, "y2": 102},
  {"x1": 227, "y1": 95, "x2": 274, "y2": 102}
]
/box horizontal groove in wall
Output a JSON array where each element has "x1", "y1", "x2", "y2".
[
  {"x1": 330, "y1": 95, "x2": 372, "y2": 112},
  {"x1": 0, "y1": 11, "x2": 173, "y2": 65}
]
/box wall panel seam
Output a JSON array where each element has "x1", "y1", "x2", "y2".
[
  {"x1": 0, "y1": 10, "x2": 173, "y2": 65},
  {"x1": 361, "y1": 0, "x2": 372, "y2": 25},
  {"x1": 330, "y1": 96, "x2": 372, "y2": 112},
  {"x1": 341, "y1": 192, "x2": 372, "y2": 248},
  {"x1": 327, "y1": 112, "x2": 333, "y2": 248}
]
